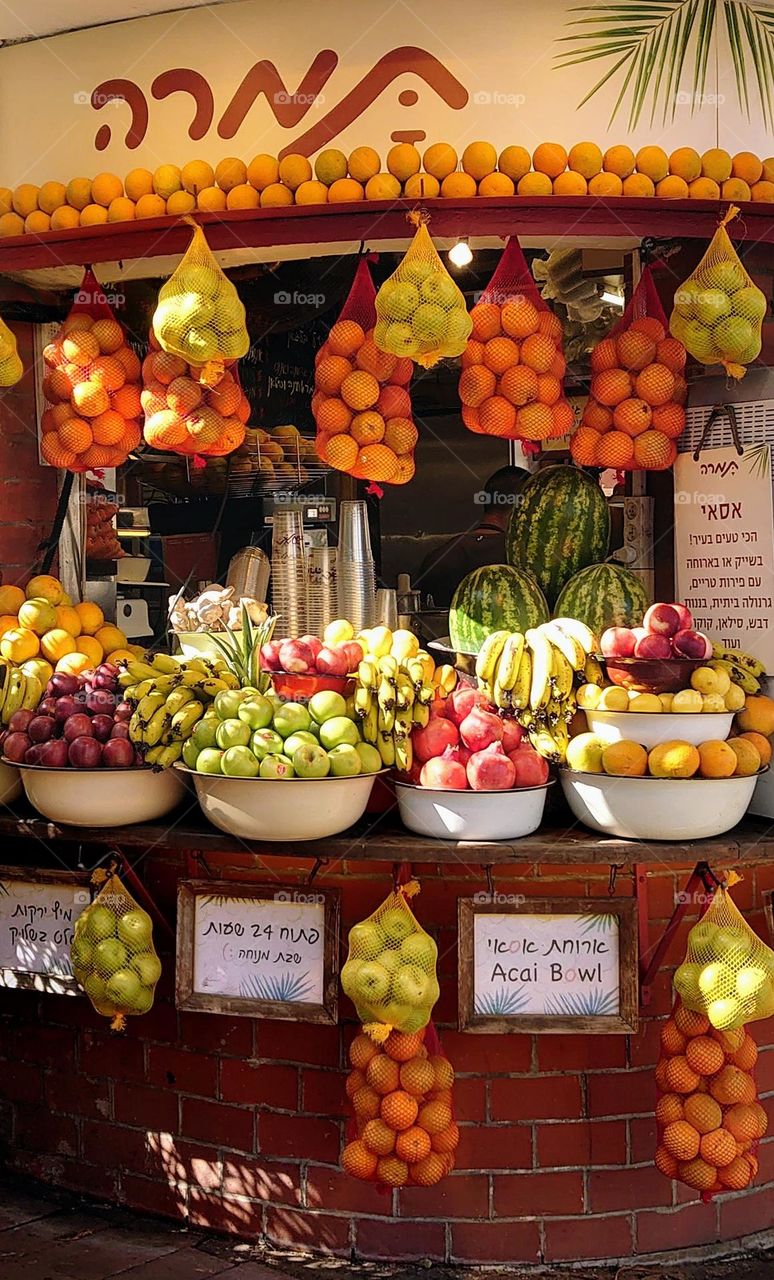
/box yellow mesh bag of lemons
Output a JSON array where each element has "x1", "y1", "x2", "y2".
[
  {"x1": 374, "y1": 217, "x2": 472, "y2": 368},
  {"x1": 71, "y1": 871, "x2": 162, "y2": 1030},
  {"x1": 341, "y1": 880, "x2": 439, "y2": 1040},
  {"x1": 0, "y1": 315, "x2": 23, "y2": 387},
  {"x1": 669, "y1": 206, "x2": 766, "y2": 379},
  {"x1": 153, "y1": 219, "x2": 249, "y2": 386},
  {"x1": 674, "y1": 876, "x2": 774, "y2": 1031}
]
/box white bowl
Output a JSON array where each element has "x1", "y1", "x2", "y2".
[
  {"x1": 17, "y1": 764, "x2": 187, "y2": 827},
  {"x1": 175, "y1": 631, "x2": 243, "y2": 661},
  {"x1": 585, "y1": 709, "x2": 734, "y2": 749},
  {"x1": 180, "y1": 767, "x2": 379, "y2": 840},
  {"x1": 394, "y1": 780, "x2": 552, "y2": 841},
  {"x1": 560, "y1": 769, "x2": 762, "y2": 841},
  {"x1": 117, "y1": 557, "x2": 151, "y2": 583},
  {"x1": 0, "y1": 759, "x2": 21, "y2": 805}
]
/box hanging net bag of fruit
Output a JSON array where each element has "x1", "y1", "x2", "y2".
[
  {"x1": 142, "y1": 322, "x2": 250, "y2": 459},
  {"x1": 572, "y1": 264, "x2": 688, "y2": 472},
  {"x1": 70, "y1": 870, "x2": 162, "y2": 1030},
  {"x1": 669, "y1": 206, "x2": 766, "y2": 379},
  {"x1": 674, "y1": 877, "x2": 774, "y2": 1031},
  {"x1": 654, "y1": 995, "x2": 767, "y2": 1198},
  {"x1": 39, "y1": 269, "x2": 143, "y2": 474},
  {"x1": 341, "y1": 1020, "x2": 459, "y2": 1189},
  {"x1": 374, "y1": 213, "x2": 472, "y2": 369},
  {"x1": 0, "y1": 315, "x2": 23, "y2": 388},
  {"x1": 459, "y1": 236, "x2": 574, "y2": 446},
  {"x1": 152, "y1": 218, "x2": 249, "y2": 389},
  {"x1": 341, "y1": 880, "x2": 439, "y2": 1040},
  {"x1": 313, "y1": 256, "x2": 417, "y2": 487}
]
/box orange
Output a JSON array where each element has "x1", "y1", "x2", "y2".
[
  {"x1": 700, "y1": 1128, "x2": 737, "y2": 1168},
  {"x1": 40, "y1": 628, "x2": 76, "y2": 662},
  {"x1": 168, "y1": 377, "x2": 204, "y2": 416},
  {"x1": 665, "y1": 1055, "x2": 701, "y2": 1095},
  {"x1": 519, "y1": 171, "x2": 553, "y2": 195},
  {"x1": 431, "y1": 1122, "x2": 459, "y2": 1154},
  {"x1": 440, "y1": 172, "x2": 477, "y2": 198},
  {"x1": 429, "y1": 1056, "x2": 454, "y2": 1091},
  {"x1": 461, "y1": 141, "x2": 497, "y2": 180},
  {"x1": 710, "y1": 1066, "x2": 756, "y2": 1106},
  {"x1": 617, "y1": 329, "x2": 657, "y2": 371},
  {"x1": 669, "y1": 147, "x2": 702, "y2": 182},
  {"x1": 685, "y1": 1036, "x2": 725, "y2": 1077},
  {"x1": 423, "y1": 143, "x2": 458, "y2": 181},
  {"x1": 0, "y1": 584, "x2": 24, "y2": 615},
  {"x1": 376, "y1": 1155, "x2": 409, "y2": 1187},
  {"x1": 316, "y1": 355, "x2": 352, "y2": 395},
  {"x1": 316, "y1": 398, "x2": 352, "y2": 435},
  {"x1": 684, "y1": 1093, "x2": 722, "y2": 1135},
  {"x1": 74, "y1": 601, "x2": 104, "y2": 636},
  {"x1": 59, "y1": 417, "x2": 93, "y2": 454},
  {"x1": 387, "y1": 143, "x2": 421, "y2": 181},
  {"x1": 745, "y1": 1152, "x2": 759, "y2": 1178},
  {"x1": 12, "y1": 184, "x2": 39, "y2": 217},
  {"x1": 351, "y1": 410, "x2": 385, "y2": 445},
  {"x1": 661, "y1": 1019, "x2": 687, "y2": 1056},
  {"x1": 730, "y1": 1034, "x2": 758, "y2": 1072},
  {"x1": 325, "y1": 434, "x2": 359, "y2": 471},
  {"x1": 381, "y1": 1090, "x2": 419, "y2": 1131},
  {"x1": 346, "y1": 1068, "x2": 367, "y2": 1100},
  {"x1": 181, "y1": 160, "x2": 214, "y2": 195},
  {"x1": 278, "y1": 154, "x2": 312, "y2": 191},
  {"x1": 582, "y1": 401, "x2": 611, "y2": 433},
  {"x1": 521, "y1": 333, "x2": 556, "y2": 374},
  {"x1": 0, "y1": 212, "x2": 24, "y2": 237},
  {"x1": 226, "y1": 183, "x2": 260, "y2": 210},
  {"x1": 470, "y1": 303, "x2": 502, "y2": 342},
  {"x1": 723, "y1": 1102, "x2": 762, "y2": 1144},
  {"x1": 623, "y1": 173, "x2": 655, "y2": 197},
  {"x1": 399, "y1": 1057, "x2": 436, "y2": 1097},
  {"x1": 342, "y1": 1139, "x2": 378, "y2": 1181},
  {"x1": 479, "y1": 395, "x2": 516, "y2": 437},
  {"x1": 366, "y1": 1054, "x2": 401, "y2": 1096},
  {"x1": 633, "y1": 430, "x2": 676, "y2": 470},
  {"x1": 63, "y1": 331, "x2": 99, "y2": 367},
  {"x1": 689, "y1": 177, "x2": 721, "y2": 199},
  {"x1": 604, "y1": 145, "x2": 636, "y2": 178},
  {"x1": 153, "y1": 165, "x2": 182, "y2": 199},
  {"x1": 655, "y1": 336, "x2": 687, "y2": 372},
  {"x1": 718, "y1": 1156, "x2": 752, "y2": 1190},
  {"x1": 636, "y1": 363, "x2": 675, "y2": 406},
  {"x1": 247, "y1": 154, "x2": 279, "y2": 190},
  {"x1": 260, "y1": 183, "x2": 294, "y2": 208},
  {"x1": 517, "y1": 402, "x2": 555, "y2": 441},
  {"x1": 751, "y1": 180, "x2": 774, "y2": 202},
  {"x1": 93, "y1": 320, "x2": 124, "y2": 356},
  {"x1": 347, "y1": 147, "x2": 380, "y2": 183},
  {"x1": 498, "y1": 146, "x2": 531, "y2": 182},
  {"x1": 72, "y1": 382, "x2": 110, "y2": 418},
  {"x1": 417, "y1": 1099, "x2": 453, "y2": 1135},
  {"x1": 596, "y1": 430, "x2": 634, "y2": 468},
  {"x1": 396, "y1": 1126, "x2": 432, "y2": 1163},
  {"x1": 750, "y1": 1101, "x2": 768, "y2": 1139},
  {"x1": 36, "y1": 180, "x2": 65, "y2": 215},
  {"x1": 636, "y1": 146, "x2": 669, "y2": 182},
  {"x1": 75, "y1": 635, "x2": 103, "y2": 666},
  {"x1": 383, "y1": 417, "x2": 418, "y2": 455},
  {"x1": 739, "y1": 732, "x2": 772, "y2": 766},
  {"x1": 483, "y1": 336, "x2": 519, "y2": 374},
  {"x1": 65, "y1": 178, "x2": 92, "y2": 211},
  {"x1": 663, "y1": 1119, "x2": 701, "y2": 1161},
  {"x1": 356, "y1": 336, "x2": 397, "y2": 380},
  {"x1": 25, "y1": 211, "x2": 51, "y2": 234},
  {"x1": 40, "y1": 436, "x2": 77, "y2": 469},
  {"x1": 328, "y1": 178, "x2": 365, "y2": 203},
  {"x1": 352, "y1": 1086, "x2": 382, "y2": 1122},
  {"x1": 538, "y1": 311, "x2": 563, "y2": 343},
  {"x1": 151, "y1": 351, "x2": 188, "y2": 386},
  {"x1": 568, "y1": 141, "x2": 602, "y2": 179},
  {"x1": 613, "y1": 398, "x2": 652, "y2": 437},
  {"x1": 570, "y1": 426, "x2": 601, "y2": 465},
  {"x1": 501, "y1": 297, "x2": 540, "y2": 339},
  {"x1": 591, "y1": 337, "x2": 619, "y2": 373},
  {"x1": 655, "y1": 1146, "x2": 678, "y2": 1179},
  {"x1": 111, "y1": 385, "x2": 142, "y2": 418},
  {"x1": 461, "y1": 340, "x2": 484, "y2": 369},
  {"x1": 500, "y1": 364, "x2": 538, "y2": 406},
  {"x1": 732, "y1": 151, "x2": 763, "y2": 184},
  {"x1": 409, "y1": 1152, "x2": 447, "y2": 1186},
  {"x1": 356, "y1": 443, "x2": 399, "y2": 482},
  {"x1": 361, "y1": 1118, "x2": 395, "y2": 1155},
  {"x1": 17, "y1": 598, "x2": 57, "y2": 635},
  {"x1": 679, "y1": 1157, "x2": 717, "y2": 1191},
  {"x1": 656, "y1": 1094, "x2": 685, "y2": 1126},
  {"x1": 656, "y1": 176, "x2": 690, "y2": 199},
  {"x1": 459, "y1": 365, "x2": 496, "y2": 407},
  {"x1": 56, "y1": 652, "x2": 92, "y2": 676},
  {"x1": 591, "y1": 368, "x2": 631, "y2": 406},
  {"x1": 537, "y1": 373, "x2": 561, "y2": 405},
  {"x1": 90, "y1": 356, "x2": 126, "y2": 392},
  {"x1": 588, "y1": 172, "x2": 623, "y2": 197},
  {"x1": 392, "y1": 455, "x2": 415, "y2": 485},
  {"x1": 389, "y1": 356, "x2": 413, "y2": 386},
  {"x1": 655, "y1": 1060, "x2": 671, "y2": 1093},
  {"x1": 711, "y1": 1026, "x2": 746, "y2": 1053},
  {"x1": 350, "y1": 1032, "x2": 379, "y2": 1071},
  {"x1": 328, "y1": 320, "x2": 365, "y2": 358},
  {"x1": 533, "y1": 142, "x2": 567, "y2": 178},
  {"x1": 134, "y1": 193, "x2": 167, "y2": 218},
  {"x1": 479, "y1": 172, "x2": 515, "y2": 196}
]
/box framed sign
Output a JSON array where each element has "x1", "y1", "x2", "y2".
[
  {"x1": 176, "y1": 880, "x2": 339, "y2": 1023},
  {"x1": 0, "y1": 867, "x2": 90, "y2": 995},
  {"x1": 458, "y1": 897, "x2": 638, "y2": 1034}
]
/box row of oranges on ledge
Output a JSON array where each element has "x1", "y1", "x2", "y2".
[{"x1": 2, "y1": 141, "x2": 774, "y2": 237}]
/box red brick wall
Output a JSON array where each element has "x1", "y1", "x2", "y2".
[
  {"x1": 1, "y1": 851, "x2": 773, "y2": 1265},
  {"x1": 0, "y1": 322, "x2": 58, "y2": 582}
]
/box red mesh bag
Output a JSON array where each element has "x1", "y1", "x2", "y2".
[
  {"x1": 342, "y1": 1020, "x2": 458, "y2": 1188},
  {"x1": 39, "y1": 269, "x2": 143, "y2": 474},
  {"x1": 654, "y1": 994, "x2": 767, "y2": 1198},
  {"x1": 459, "y1": 236, "x2": 574, "y2": 448},
  {"x1": 141, "y1": 323, "x2": 250, "y2": 460},
  {"x1": 571, "y1": 264, "x2": 688, "y2": 472},
  {"x1": 312, "y1": 258, "x2": 417, "y2": 489}
]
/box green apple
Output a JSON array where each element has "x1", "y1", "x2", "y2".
[
  {"x1": 350, "y1": 959, "x2": 391, "y2": 1003},
  {"x1": 400, "y1": 932, "x2": 438, "y2": 967},
  {"x1": 391, "y1": 962, "x2": 430, "y2": 1005},
  {"x1": 196, "y1": 747, "x2": 225, "y2": 774},
  {"x1": 308, "y1": 690, "x2": 347, "y2": 724},
  {"x1": 70, "y1": 935, "x2": 93, "y2": 969},
  {"x1": 259, "y1": 754, "x2": 295, "y2": 779},
  {"x1": 192, "y1": 718, "x2": 219, "y2": 750},
  {"x1": 94, "y1": 937, "x2": 128, "y2": 972},
  {"x1": 117, "y1": 909, "x2": 153, "y2": 949},
  {"x1": 688, "y1": 920, "x2": 717, "y2": 961},
  {"x1": 105, "y1": 968, "x2": 143, "y2": 1008},
  {"x1": 698, "y1": 960, "x2": 730, "y2": 1000},
  {"x1": 713, "y1": 925, "x2": 753, "y2": 961},
  {"x1": 182, "y1": 738, "x2": 201, "y2": 770},
  {"x1": 216, "y1": 718, "x2": 252, "y2": 749},
  {"x1": 85, "y1": 904, "x2": 117, "y2": 942},
  {"x1": 83, "y1": 972, "x2": 106, "y2": 1003},
  {"x1": 251, "y1": 728, "x2": 285, "y2": 759},
  {"x1": 131, "y1": 951, "x2": 162, "y2": 986},
  {"x1": 274, "y1": 702, "x2": 311, "y2": 739},
  {"x1": 222, "y1": 745, "x2": 261, "y2": 777},
  {"x1": 377, "y1": 948, "x2": 402, "y2": 973},
  {"x1": 307, "y1": 719, "x2": 321, "y2": 738},
  {"x1": 132, "y1": 985, "x2": 155, "y2": 1014},
  {"x1": 328, "y1": 743, "x2": 361, "y2": 776},
  {"x1": 237, "y1": 694, "x2": 274, "y2": 730},
  {"x1": 340, "y1": 958, "x2": 363, "y2": 990},
  {"x1": 214, "y1": 688, "x2": 251, "y2": 721},
  {"x1": 348, "y1": 920, "x2": 387, "y2": 959},
  {"x1": 292, "y1": 742, "x2": 331, "y2": 778},
  {"x1": 355, "y1": 742, "x2": 382, "y2": 774},
  {"x1": 319, "y1": 715, "x2": 359, "y2": 749},
  {"x1": 707, "y1": 996, "x2": 744, "y2": 1030},
  {"x1": 676, "y1": 960, "x2": 707, "y2": 1006},
  {"x1": 736, "y1": 965, "x2": 767, "y2": 999},
  {"x1": 283, "y1": 731, "x2": 318, "y2": 757},
  {"x1": 379, "y1": 906, "x2": 415, "y2": 943}
]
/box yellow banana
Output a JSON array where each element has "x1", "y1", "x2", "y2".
[
  {"x1": 142, "y1": 705, "x2": 172, "y2": 748},
  {"x1": 377, "y1": 655, "x2": 399, "y2": 680},
  {"x1": 118, "y1": 669, "x2": 137, "y2": 690},
  {"x1": 395, "y1": 672, "x2": 415, "y2": 712},
  {"x1": 495, "y1": 633, "x2": 526, "y2": 691},
  {"x1": 394, "y1": 733, "x2": 412, "y2": 774},
  {"x1": 475, "y1": 630, "x2": 510, "y2": 685},
  {"x1": 711, "y1": 642, "x2": 766, "y2": 680},
  {"x1": 137, "y1": 690, "x2": 166, "y2": 724},
  {"x1": 538, "y1": 621, "x2": 585, "y2": 672},
  {"x1": 377, "y1": 731, "x2": 396, "y2": 767},
  {"x1": 525, "y1": 628, "x2": 553, "y2": 711},
  {"x1": 2, "y1": 669, "x2": 24, "y2": 723},
  {"x1": 129, "y1": 711, "x2": 144, "y2": 743},
  {"x1": 583, "y1": 655, "x2": 605, "y2": 687},
  {"x1": 377, "y1": 700, "x2": 396, "y2": 735},
  {"x1": 20, "y1": 673, "x2": 42, "y2": 712},
  {"x1": 435, "y1": 664, "x2": 457, "y2": 694},
  {"x1": 184, "y1": 657, "x2": 213, "y2": 674},
  {"x1": 394, "y1": 703, "x2": 414, "y2": 740},
  {"x1": 171, "y1": 700, "x2": 205, "y2": 739},
  {"x1": 217, "y1": 670, "x2": 240, "y2": 689},
  {"x1": 0, "y1": 663, "x2": 10, "y2": 718},
  {"x1": 549, "y1": 646, "x2": 574, "y2": 699},
  {"x1": 127, "y1": 660, "x2": 160, "y2": 682},
  {"x1": 152, "y1": 653, "x2": 181, "y2": 675},
  {"x1": 354, "y1": 685, "x2": 373, "y2": 718},
  {"x1": 144, "y1": 741, "x2": 183, "y2": 768},
  {"x1": 164, "y1": 686, "x2": 195, "y2": 716},
  {"x1": 406, "y1": 657, "x2": 427, "y2": 689},
  {"x1": 362, "y1": 702, "x2": 378, "y2": 744},
  {"x1": 152, "y1": 674, "x2": 182, "y2": 696},
  {"x1": 551, "y1": 617, "x2": 598, "y2": 657},
  {"x1": 412, "y1": 702, "x2": 430, "y2": 728},
  {"x1": 510, "y1": 647, "x2": 532, "y2": 710},
  {"x1": 415, "y1": 651, "x2": 435, "y2": 683},
  {"x1": 358, "y1": 659, "x2": 378, "y2": 690}
]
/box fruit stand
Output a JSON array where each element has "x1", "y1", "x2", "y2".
[{"x1": 3, "y1": 1, "x2": 774, "y2": 1271}]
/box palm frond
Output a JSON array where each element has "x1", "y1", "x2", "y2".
[
  {"x1": 579, "y1": 912, "x2": 620, "y2": 935},
  {"x1": 239, "y1": 970, "x2": 314, "y2": 1003},
  {"x1": 738, "y1": 3, "x2": 774, "y2": 128},
  {"x1": 474, "y1": 987, "x2": 532, "y2": 1017},
  {"x1": 544, "y1": 987, "x2": 619, "y2": 1016}
]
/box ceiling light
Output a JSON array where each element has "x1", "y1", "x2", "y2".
[{"x1": 448, "y1": 239, "x2": 473, "y2": 268}]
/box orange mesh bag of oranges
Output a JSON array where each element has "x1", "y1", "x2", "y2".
[
  {"x1": 142, "y1": 322, "x2": 249, "y2": 459},
  {"x1": 39, "y1": 269, "x2": 143, "y2": 474},
  {"x1": 669, "y1": 207, "x2": 766, "y2": 379},
  {"x1": 342, "y1": 1020, "x2": 458, "y2": 1188},
  {"x1": 459, "y1": 236, "x2": 574, "y2": 444},
  {"x1": 374, "y1": 214, "x2": 472, "y2": 369},
  {"x1": 0, "y1": 314, "x2": 23, "y2": 388},
  {"x1": 312, "y1": 257, "x2": 417, "y2": 487},
  {"x1": 673, "y1": 877, "x2": 774, "y2": 1031},
  {"x1": 152, "y1": 218, "x2": 249, "y2": 388},
  {"x1": 572, "y1": 265, "x2": 687, "y2": 472},
  {"x1": 70, "y1": 870, "x2": 161, "y2": 1032},
  {"x1": 654, "y1": 995, "x2": 767, "y2": 1198},
  {"x1": 340, "y1": 880, "x2": 439, "y2": 1040}
]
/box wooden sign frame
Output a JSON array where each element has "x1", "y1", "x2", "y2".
[
  {"x1": 0, "y1": 866, "x2": 91, "y2": 995},
  {"x1": 176, "y1": 880, "x2": 339, "y2": 1024},
  {"x1": 458, "y1": 896, "x2": 638, "y2": 1035}
]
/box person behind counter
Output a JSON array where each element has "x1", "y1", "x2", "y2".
[{"x1": 415, "y1": 465, "x2": 530, "y2": 608}]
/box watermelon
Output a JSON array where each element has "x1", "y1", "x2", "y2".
[
  {"x1": 449, "y1": 564, "x2": 548, "y2": 653},
  {"x1": 506, "y1": 465, "x2": 610, "y2": 605},
  {"x1": 553, "y1": 563, "x2": 651, "y2": 635}
]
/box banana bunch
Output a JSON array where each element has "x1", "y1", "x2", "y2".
[
  {"x1": 0, "y1": 664, "x2": 43, "y2": 724},
  {"x1": 120, "y1": 652, "x2": 238, "y2": 766},
  {"x1": 710, "y1": 643, "x2": 766, "y2": 695},
  {"x1": 354, "y1": 645, "x2": 456, "y2": 773},
  {"x1": 475, "y1": 618, "x2": 600, "y2": 763}
]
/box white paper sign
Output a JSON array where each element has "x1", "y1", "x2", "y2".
[
  {"x1": 0, "y1": 877, "x2": 90, "y2": 992},
  {"x1": 674, "y1": 445, "x2": 774, "y2": 672},
  {"x1": 192, "y1": 893, "x2": 325, "y2": 1005},
  {"x1": 473, "y1": 911, "x2": 620, "y2": 1019}
]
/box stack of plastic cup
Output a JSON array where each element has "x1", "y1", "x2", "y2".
[
  {"x1": 306, "y1": 547, "x2": 337, "y2": 638},
  {"x1": 336, "y1": 501, "x2": 376, "y2": 631},
  {"x1": 271, "y1": 510, "x2": 307, "y2": 637}
]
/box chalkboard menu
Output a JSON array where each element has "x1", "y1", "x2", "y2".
[
  {"x1": 0, "y1": 868, "x2": 90, "y2": 994},
  {"x1": 241, "y1": 320, "x2": 329, "y2": 432}
]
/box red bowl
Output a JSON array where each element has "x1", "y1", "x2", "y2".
[
  {"x1": 269, "y1": 670, "x2": 355, "y2": 700},
  {"x1": 603, "y1": 655, "x2": 704, "y2": 693}
]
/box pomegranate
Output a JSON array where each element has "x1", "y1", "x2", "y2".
[
  {"x1": 446, "y1": 683, "x2": 487, "y2": 726},
  {"x1": 260, "y1": 640, "x2": 283, "y2": 671},
  {"x1": 459, "y1": 706, "x2": 504, "y2": 752},
  {"x1": 420, "y1": 755, "x2": 468, "y2": 789},
  {"x1": 412, "y1": 716, "x2": 459, "y2": 762},
  {"x1": 509, "y1": 742, "x2": 550, "y2": 787},
  {"x1": 500, "y1": 717, "x2": 523, "y2": 753},
  {"x1": 467, "y1": 741, "x2": 516, "y2": 791}
]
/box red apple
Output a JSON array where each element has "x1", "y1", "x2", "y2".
[
  {"x1": 278, "y1": 639, "x2": 315, "y2": 674},
  {"x1": 413, "y1": 716, "x2": 459, "y2": 762},
  {"x1": 420, "y1": 755, "x2": 468, "y2": 789},
  {"x1": 467, "y1": 741, "x2": 516, "y2": 791},
  {"x1": 508, "y1": 742, "x2": 550, "y2": 787},
  {"x1": 7, "y1": 709, "x2": 34, "y2": 734},
  {"x1": 259, "y1": 640, "x2": 283, "y2": 671},
  {"x1": 500, "y1": 717, "x2": 523, "y2": 752},
  {"x1": 68, "y1": 736, "x2": 103, "y2": 768},
  {"x1": 673, "y1": 628, "x2": 711, "y2": 659},
  {"x1": 668, "y1": 603, "x2": 693, "y2": 631},
  {"x1": 27, "y1": 715, "x2": 56, "y2": 744},
  {"x1": 3, "y1": 731, "x2": 31, "y2": 763},
  {"x1": 644, "y1": 603, "x2": 681, "y2": 637},
  {"x1": 299, "y1": 634, "x2": 323, "y2": 659},
  {"x1": 38, "y1": 738, "x2": 68, "y2": 768},
  {"x1": 63, "y1": 713, "x2": 94, "y2": 742},
  {"x1": 459, "y1": 706, "x2": 504, "y2": 752},
  {"x1": 600, "y1": 627, "x2": 636, "y2": 658},
  {"x1": 315, "y1": 646, "x2": 349, "y2": 677},
  {"x1": 343, "y1": 641, "x2": 364, "y2": 670},
  {"x1": 634, "y1": 632, "x2": 672, "y2": 659}
]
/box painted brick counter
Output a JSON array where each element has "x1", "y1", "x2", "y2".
[{"x1": 1, "y1": 846, "x2": 773, "y2": 1266}]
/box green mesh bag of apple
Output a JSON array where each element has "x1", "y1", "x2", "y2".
[
  {"x1": 669, "y1": 206, "x2": 766, "y2": 380},
  {"x1": 674, "y1": 879, "x2": 774, "y2": 1031},
  {"x1": 374, "y1": 216, "x2": 472, "y2": 368},
  {"x1": 71, "y1": 872, "x2": 162, "y2": 1031},
  {"x1": 341, "y1": 880, "x2": 440, "y2": 1041}
]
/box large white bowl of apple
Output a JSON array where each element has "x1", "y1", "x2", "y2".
[{"x1": 394, "y1": 684, "x2": 552, "y2": 841}]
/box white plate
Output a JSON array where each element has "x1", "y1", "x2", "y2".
[
  {"x1": 180, "y1": 766, "x2": 380, "y2": 841},
  {"x1": 17, "y1": 763, "x2": 187, "y2": 827},
  {"x1": 394, "y1": 780, "x2": 552, "y2": 841},
  {"x1": 585, "y1": 709, "x2": 734, "y2": 749},
  {"x1": 560, "y1": 769, "x2": 762, "y2": 841}
]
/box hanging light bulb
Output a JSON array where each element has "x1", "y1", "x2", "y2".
[{"x1": 448, "y1": 238, "x2": 473, "y2": 268}]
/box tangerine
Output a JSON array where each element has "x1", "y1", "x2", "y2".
[
  {"x1": 479, "y1": 395, "x2": 516, "y2": 436},
  {"x1": 709, "y1": 1066, "x2": 756, "y2": 1106},
  {"x1": 323, "y1": 434, "x2": 358, "y2": 471},
  {"x1": 351, "y1": 411, "x2": 385, "y2": 445},
  {"x1": 617, "y1": 329, "x2": 657, "y2": 370},
  {"x1": 376, "y1": 1155, "x2": 409, "y2": 1187},
  {"x1": 533, "y1": 142, "x2": 568, "y2": 178},
  {"x1": 684, "y1": 1092, "x2": 722, "y2": 1135},
  {"x1": 431, "y1": 1122, "x2": 460, "y2": 1153},
  {"x1": 328, "y1": 320, "x2": 365, "y2": 357},
  {"x1": 459, "y1": 365, "x2": 496, "y2": 406},
  {"x1": 613, "y1": 397, "x2": 652, "y2": 436},
  {"x1": 665, "y1": 1055, "x2": 701, "y2": 1094},
  {"x1": 538, "y1": 310, "x2": 563, "y2": 343},
  {"x1": 350, "y1": 1033, "x2": 380, "y2": 1071},
  {"x1": 356, "y1": 337, "x2": 397, "y2": 380},
  {"x1": 590, "y1": 337, "x2": 619, "y2": 373},
  {"x1": 679, "y1": 1157, "x2": 717, "y2": 1191},
  {"x1": 552, "y1": 400, "x2": 574, "y2": 437},
  {"x1": 345, "y1": 1068, "x2": 366, "y2": 1099},
  {"x1": 537, "y1": 373, "x2": 561, "y2": 405},
  {"x1": 521, "y1": 333, "x2": 556, "y2": 373},
  {"x1": 392, "y1": 455, "x2": 415, "y2": 484},
  {"x1": 686, "y1": 1036, "x2": 725, "y2": 1077},
  {"x1": 583, "y1": 399, "x2": 613, "y2": 431},
  {"x1": 356, "y1": 443, "x2": 399, "y2": 482},
  {"x1": 342, "y1": 1139, "x2": 378, "y2": 1180},
  {"x1": 656, "y1": 1094, "x2": 685, "y2": 1126},
  {"x1": 384, "y1": 1029, "x2": 426, "y2": 1062},
  {"x1": 409, "y1": 1152, "x2": 447, "y2": 1186},
  {"x1": 396, "y1": 1126, "x2": 432, "y2": 1163},
  {"x1": 362, "y1": 1117, "x2": 396, "y2": 1155},
  {"x1": 663, "y1": 1119, "x2": 701, "y2": 1161},
  {"x1": 418, "y1": 1099, "x2": 453, "y2": 1135},
  {"x1": 656, "y1": 337, "x2": 687, "y2": 371},
  {"x1": 723, "y1": 1102, "x2": 761, "y2": 1144},
  {"x1": 500, "y1": 364, "x2": 538, "y2": 406},
  {"x1": 661, "y1": 1020, "x2": 687, "y2": 1056},
  {"x1": 517, "y1": 402, "x2": 555, "y2": 441},
  {"x1": 730, "y1": 1034, "x2": 758, "y2": 1073},
  {"x1": 340, "y1": 370, "x2": 379, "y2": 411},
  {"x1": 381, "y1": 1090, "x2": 419, "y2": 1131},
  {"x1": 59, "y1": 417, "x2": 93, "y2": 454},
  {"x1": 651, "y1": 402, "x2": 685, "y2": 438},
  {"x1": 316, "y1": 398, "x2": 352, "y2": 435},
  {"x1": 483, "y1": 336, "x2": 519, "y2": 374},
  {"x1": 596, "y1": 430, "x2": 634, "y2": 468},
  {"x1": 633, "y1": 430, "x2": 675, "y2": 470},
  {"x1": 383, "y1": 417, "x2": 418, "y2": 455},
  {"x1": 591, "y1": 367, "x2": 632, "y2": 406},
  {"x1": 570, "y1": 425, "x2": 601, "y2": 465},
  {"x1": 377, "y1": 385, "x2": 412, "y2": 419},
  {"x1": 655, "y1": 1145, "x2": 679, "y2": 1178},
  {"x1": 399, "y1": 1058, "x2": 436, "y2": 1096},
  {"x1": 717, "y1": 1155, "x2": 752, "y2": 1189},
  {"x1": 501, "y1": 297, "x2": 540, "y2": 339},
  {"x1": 630, "y1": 316, "x2": 666, "y2": 342},
  {"x1": 470, "y1": 303, "x2": 501, "y2": 342},
  {"x1": 635, "y1": 363, "x2": 676, "y2": 406}
]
